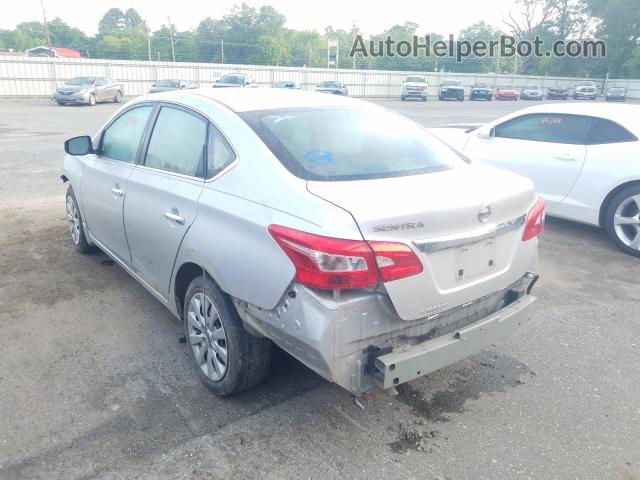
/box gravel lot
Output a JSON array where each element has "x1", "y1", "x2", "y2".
[{"x1": 1, "y1": 96, "x2": 639, "y2": 480}]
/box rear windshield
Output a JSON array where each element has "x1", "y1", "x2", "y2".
[
  {"x1": 240, "y1": 108, "x2": 466, "y2": 181},
  {"x1": 220, "y1": 74, "x2": 243, "y2": 84},
  {"x1": 474, "y1": 83, "x2": 490, "y2": 88},
  {"x1": 156, "y1": 79, "x2": 179, "y2": 87}
]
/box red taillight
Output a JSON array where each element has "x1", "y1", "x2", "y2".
[
  {"x1": 268, "y1": 225, "x2": 423, "y2": 290},
  {"x1": 522, "y1": 196, "x2": 545, "y2": 241}
]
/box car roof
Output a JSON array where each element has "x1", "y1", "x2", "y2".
[
  {"x1": 133, "y1": 87, "x2": 371, "y2": 113},
  {"x1": 509, "y1": 103, "x2": 640, "y2": 135}
]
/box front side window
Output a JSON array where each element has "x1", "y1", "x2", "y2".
[
  {"x1": 207, "y1": 126, "x2": 236, "y2": 178},
  {"x1": 241, "y1": 107, "x2": 466, "y2": 181},
  {"x1": 494, "y1": 113, "x2": 594, "y2": 145},
  {"x1": 587, "y1": 118, "x2": 637, "y2": 145},
  {"x1": 101, "y1": 106, "x2": 153, "y2": 163},
  {"x1": 144, "y1": 106, "x2": 207, "y2": 177}
]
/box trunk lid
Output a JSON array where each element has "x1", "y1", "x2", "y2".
[{"x1": 307, "y1": 164, "x2": 537, "y2": 321}]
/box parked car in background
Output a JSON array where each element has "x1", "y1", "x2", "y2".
[
  {"x1": 214, "y1": 73, "x2": 256, "y2": 88},
  {"x1": 573, "y1": 81, "x2": 597, "y2": 100},
  {"x1": 469, "y1": 83, "x2": 492, "y2": 101},
  {"x1": 521, "y1": 86, "x2": 543, "y2": 100},
  {"x1": 605, "y1": 86, "x2": 627, "y2": 102},
  {"x1": 494, "y1": 85, "x2": 519, "y2": 101},
  {"x1": 273, "y1": 81, "x2": 301, "y2": 89},
  {"x1": 401, "y1": 75, "x2": 428, "y2": 101},
  {"x1": 438, "y1": 79, "x2": 465, "y2": 101},
  {"x1": 54, "y1": 76, "x2": 123, "y2": 106},
  {"x1": 315, "y1": 80, "x2": 348, "y2": 95},
  {"x1": 149, "y1": 79, "x2": 195, "y2": 93},
  {"x1": 428, "y1": 103, "x2": 640, "y2": 256},
  {"x1": 547, "y1": 86, "x2": 569, "y2": 100},
  {"x1": 61, "y1": 88, "x2": 541, "y2": 397}
]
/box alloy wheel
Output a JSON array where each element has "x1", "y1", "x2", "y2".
[
  {"x1": 66, "y1": 196, "x2": 80, "y2": 245},
  {"x1": 187, "y1": 293, "x2": 228, "y2": 381},
  {"x1": 613, "y1": 194, "x2": 640, "y2": 251}
]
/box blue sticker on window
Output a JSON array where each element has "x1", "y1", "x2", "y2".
[{"x1": 304, "y1": 149, "x2": 334, "y2": 165}]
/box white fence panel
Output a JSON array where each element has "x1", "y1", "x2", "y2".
[{"x1": 0, "y1": 55, "x2": 637, "y2": 98}]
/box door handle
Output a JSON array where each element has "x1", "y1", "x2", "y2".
[
  {"x1": 555, "y1": 153, "x2": 577, "y2": 161},
  {"x1": 111, "y1": 187, "x2": 124, "y2": 196},
  {"x1": 164, "y1": 211, "x2": 185, "y2": 225}
]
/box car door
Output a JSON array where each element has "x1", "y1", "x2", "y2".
[
  {"x1": 123, "y1": 104, "x2": 208, "y2": 295},
  {"x1": 80, "y1": 104, "x2": 154, "y2": 263},
  {"x1": 463, "y1": 113, "x2": 593, "y2": 209}
]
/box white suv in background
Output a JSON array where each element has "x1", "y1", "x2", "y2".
[{"x1": 401, "y1": 75, "x2": 429, "y2": 101}]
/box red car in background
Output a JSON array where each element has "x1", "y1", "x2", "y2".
[{"x1": 495, "y1": 85, "x2": 519, "y2": 101}]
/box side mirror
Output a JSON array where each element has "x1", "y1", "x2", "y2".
[
  {"x1": 65, "y1": 136, "x2": 93, "y2": 156},
  {"x1": 476, "y1": 127, "x2": 495, "y2": 140}
]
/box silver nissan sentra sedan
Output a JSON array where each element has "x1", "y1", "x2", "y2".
[{"x1": 61, "y1": 88, "x2": 543, "y2": 396}]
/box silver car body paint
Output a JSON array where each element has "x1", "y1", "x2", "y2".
[{"x1": 63, "y1": 88, "x2": 539, "y2": 395}]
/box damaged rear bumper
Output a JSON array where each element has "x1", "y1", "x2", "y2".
[
  {"x1": 233, "y1": 273, "x2": 538, "y2": 396},
  {"x1": 372, "y1": 294, "x2": 536, "y2": 389}
]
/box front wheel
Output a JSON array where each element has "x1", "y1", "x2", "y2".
[
  {"x1": 88, "y1": 94, "x2": 96, "y2": 106},
  {"x1": 604, "y1": 185, "x2": 640, "y2": 257},
  {"x1": 183, "y1": 276, "x2": 272, "y2": 396}
]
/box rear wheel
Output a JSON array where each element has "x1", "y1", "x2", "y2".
[
  {"x1": 183, "y1": 276, "x2": 272, "y2": 396},
  {"x1": 65, "y1": 188, "x2": 93, "y2": 253},
  {"x1": 604, "y1": 185, "x2": 640, "y2": 257}
]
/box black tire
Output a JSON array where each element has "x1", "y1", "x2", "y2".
[
  {"x1": 65, "y1": 188, "x2": 94, "y2": 254},
  {"x1": 183, "y1": 276, "x2": 272, "y2": 396},
  {"x1": 604, "y1": 185, "x2": 640, "y2": 257},
  {"x1": 57, "y1": 101, "x2": 65, "y2": 106},
  {"x1": 401, "y1": 96, "x2": 406, "y2": 101},
  {"x1": 458, "y1": 95, "x2": 464, "y2": 101},
  {"x1": 422, "y1": 96, "x2": 427, "y2": 102},
  {"x1": 114, "y1": 90, "x2": 122, "y2": 103}
]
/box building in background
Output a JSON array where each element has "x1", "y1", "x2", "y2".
[{"x1": 25, "y1": 46, "x2": 82, "y2": 58}]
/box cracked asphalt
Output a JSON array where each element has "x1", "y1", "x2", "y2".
[{"x1": 1, "y1": 97, "x2": 639, "y2": 480}]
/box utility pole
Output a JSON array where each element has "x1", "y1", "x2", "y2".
[
  {"x1": 352, "y1": 21, "x2": 357, "y2": 69},
  {"x1": 39, "y1": 0, "x2": 53, "y2": 53},
  {"x1": 166, "y1": 16, "x2": 176, "y2": 62},
  {"x1": 147, "y1": 28, "x2": 152, "y2": 62},
  {"x1": 221, "y1": 39, "x2": 224, "y2": 64}
]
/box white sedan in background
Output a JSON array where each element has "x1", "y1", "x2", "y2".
[{"x1": 429, "y1": 103, "x2": 640, "y2": 256}]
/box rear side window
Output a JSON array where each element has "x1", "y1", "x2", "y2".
[
  {"x1": 207, "y1": 125, "x2": 236, "y2": 178},
  {"x1": 586, "y1": 118, "x2": 637, "y2": 145},
  {"x1": 101, "y1": 106, "x2": 153, "y2": 163},
  {"x1": 494, "y1": 113, "x2": 593, "y2": 145},
  {"x1": 144, "y1": 106, "x2": 207, "y2": 177},
  {"x1": 240, "y1": 107, "x2": 466, "y2": 181}
]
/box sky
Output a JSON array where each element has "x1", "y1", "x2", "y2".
[{"x1": 4, "y1": 0, "x2": 517, "y2": 36}]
